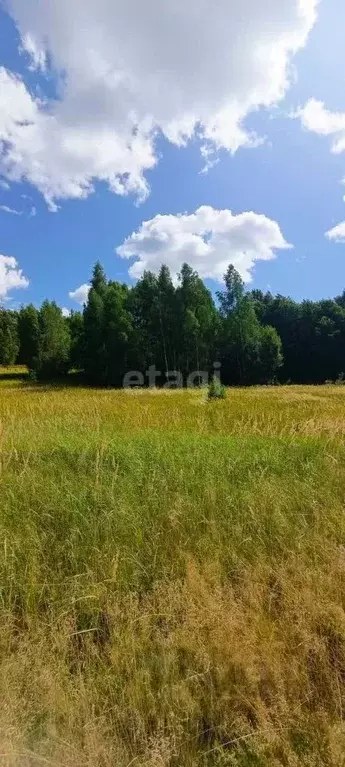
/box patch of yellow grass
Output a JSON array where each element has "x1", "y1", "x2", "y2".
[{"x1": 1, "y1": 382, "x2": 345, "y2": 764}]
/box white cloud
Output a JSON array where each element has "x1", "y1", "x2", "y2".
[
  {"x1": 1, "y1": 205, "x2": 21, "y2": 217},
  {"x1": 297, "y1": 99, "x2": 345, "y2": 154},
  {"x1": 295, "y1": 100, "x2": 345, "y2": 239},
  {"x1": 1, "y1": 0, "x2": 317, "y2": 208},
  {"x1": 0, "y1": 204, "x2": 22, "y2": 216},
  {"x1": 0, "y1": 67, "x2": 155, "y2": 211},
  {"x1": 61, "y1": 307, "x2": 71, "y2": 317},
  {"x1": 0, "y1": 202, "x2": 37, "y2": 218},
  {"x1": 21, "y1": 33, "x2": 47, "y2": 71},
  {"x1": 117, "y1": 205, "x2": 291, "y2": 283},
  {"x1": 326, "y1": 221, "x2": 345, "y2": 243},
  {"x1": 69, "y1": 283, "x2": 90, "y2": 305},
  {"x1": 0, "y1": 255, "x2": 29, "y2": 300},
  {"x1": 0, "y1": 179, "x2": 10, "y2": 191}
]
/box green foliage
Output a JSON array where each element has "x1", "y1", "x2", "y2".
[
  {"x1": 157, "y1": 264, "x2": 176, "y2": 375},
  {"x1": 0, "y1": 308, "x2": 19, "y2": 366},
  {"x1": 18, "y1": 304, "x2": 40, "y2": 369},
  {"x1": 67, "y1": 310, "x2": 84, "y2": 370},
  {"x1": 176, "y1": 262, "x2": 218, "y2": 377},
  {"x1": 83, "y1": 287, "x2": 106, "y2": 383},
  {"x1": 208, "y1": 374, "x2": 226, "y2": 399},
  {"x1": 258, "y1": 324, "x2": 283, "y2": 383},
  {"x1": 103, "y1": 281, "x2": 132, "y2": 386},
  {"x1": 91, "y1": 260, "x2": 108, "y2": 297},
  {"x1": 217, "y1": 263, "x2": 245, "y2": 317},
  {"x1": 36, "y1": 301, "x2": 71, "y2": 379},
  {"x1": 250, "y1": 291, "x2": 345, "y2": 383},
  {"x1": 218, "y1": 288, "x2": 263, "y2": 385},
  {"x1": 9, "y1": 259, "x2": 345, "y2": 387},
  {"x1": 127, "y1": 270, "x2": 162, "y2": 373}
]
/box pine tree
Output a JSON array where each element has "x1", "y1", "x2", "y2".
[
  {"x1": 82, "y1": 263, "x2": 109, "y2": 383},
  {"x1": 83, "y1": 288, "x2": 106, "y2": 383},
  {"x1": 91, "y1": 261, "x2": 108, "y2": 297}
]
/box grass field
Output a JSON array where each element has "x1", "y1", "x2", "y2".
[{"x1": 2, "y1": 370, "x2": 345, "y2": 765}]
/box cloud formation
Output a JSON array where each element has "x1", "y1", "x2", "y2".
[
  {"x1": 69, "y1": 283, "x2": 90, "y2": 305},
  {"x1": 1, "y1": 0, "x2": 317, "y2": 208},
  {"x1": 298, "y1": 99, "x2": 345, "y2": 154},
  {"x1": 117, "y1": 206, "x2": 291, "y2": 282},
  {"x1": 0, "y1": 255, "x2": 29, "y2": 300},
  {"x1": 326, "y1": 221, "x2": 345, "y2": 243},
  {"x1": 0, "y1": 205, "x2": 22, "y2": 216},
  {"x1": 297, "y1": 100, "x2": 345, "y2": 240}
]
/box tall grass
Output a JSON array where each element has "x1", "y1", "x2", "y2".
[{"x1": 1, "y1": 375, "x2": 345, "y2": 764}]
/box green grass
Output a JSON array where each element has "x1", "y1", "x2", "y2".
[{"x1": 2, "y1": 376, "x2": 345, "y2": 765}]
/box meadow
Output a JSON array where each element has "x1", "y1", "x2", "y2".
[{"x1": 1, "y1": 370, "x2": 345, "y2": 765}]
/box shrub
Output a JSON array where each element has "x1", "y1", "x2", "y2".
[{"x1": 208, "y1": 375, "x2": 226, "y2": 400}]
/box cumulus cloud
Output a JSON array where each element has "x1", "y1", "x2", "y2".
[
  {"x1": 0, "y1": 0, "x2": 317, "y2": 208},
  {"x1": 117, "y1": 205, "x2": 291, "y2": 283},
  {"x1": 0, "y1": 67, "x2": 155, "y2": 211},
  {"x1": 0, "y1": 255, "x2": 29, "y2": 300},
  {"x1": 61, "y1": 307, "x2": 71, "y2": 317},
  {"x1": 326, "y1": 221, "x2": 345, "y2": 243},
  {"x1": 69, "y1": 283, "x2": 90, "y2": 305},
  {"x1": 297, "y1": 99, "x2": 345, "y2": 154}
]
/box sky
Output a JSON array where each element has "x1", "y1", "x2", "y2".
[{"x1": 1, "y1": 0, "x2": 345, "y2": 311}]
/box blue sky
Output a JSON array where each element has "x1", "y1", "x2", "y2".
[{"x1": 1, "y1": 0, "x2": 345, "y2": 310}]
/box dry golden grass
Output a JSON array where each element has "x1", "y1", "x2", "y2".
[{"x1": 2, "y1": 374, "x2": 345, "y2": 765}]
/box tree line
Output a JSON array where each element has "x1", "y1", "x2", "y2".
[{"x1": 1, "y1": 260, "x2": 345, "y2": 386}]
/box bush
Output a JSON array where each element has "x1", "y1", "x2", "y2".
[
  {"x1": 208, "y1": 375, "x2": 226, "y2": 400},
  {"x1": 27, "y1": 369, "x2": 38, "y2": 383}
]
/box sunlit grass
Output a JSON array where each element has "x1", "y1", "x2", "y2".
[{"x1": 1, "y1": 377, "x2": 345, "y2": 764}]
